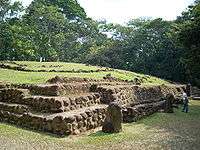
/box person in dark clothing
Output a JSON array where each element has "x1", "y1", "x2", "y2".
[{"x1": 182, "y1": 92, "x2": 189, "y2": 113}]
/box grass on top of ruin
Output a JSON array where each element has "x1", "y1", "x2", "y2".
[
  {"x1": 0, "y1": 61, "x2": 169, "y2": 85},
  {"x1": 2, "y1": 61, "x2": 106, "y2": 71},
  {"x1": 0, "y1": 100, "x2": 200, "y2": 150}
]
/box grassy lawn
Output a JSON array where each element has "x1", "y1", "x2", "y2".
[
  {"x1": 6, "y1": 61, "x2": 105, "y2": 71},
  {"x1": 0, "y1": 100, "x2": 199, "y2": 150},
  {"x1": 0, "y1": 61, "x2": 169, "y2": 85}
]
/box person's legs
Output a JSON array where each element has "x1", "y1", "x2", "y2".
[
  {"x1": 182, "y1": 104, "x2": 186, "y2": 112},
  {"x1": 185, "y1": 104, "x2": 189, "y2": 113}
]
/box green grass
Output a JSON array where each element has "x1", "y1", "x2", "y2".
[
  {"x1": 0, "y1": 61, "x2": 169, "y2": 85},
  {"x1": 0, "y1": 100, "x2": 200, "y2": 150},
  {"x1": 0, "y1": 68, "x2": 138, "y2": 84},
  {"x1": 3, "y1": 61, "x2": 109, "y2": 71}
]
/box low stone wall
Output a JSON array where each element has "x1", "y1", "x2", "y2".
[
  {"x1": 23, "y1": 93, "x2": 101, "y2": 113},
  {"x1": 29, "y1": 84, "x2": 66, "y2": 96},
  {"x1": 23, "y1": 97, "x2": 64, "y2": 113},
  {"x1": 95, "y1": 85, "x2": 185, "y2": 106},
  {"x1": 0, "y1": 106, "x2": 107, "y2": 135},
  {"x1": 122, "y1": 101, "x2": 165, "y2": 122},
  {"x1": 0, "y1": 88, "x2": 28, "y2": 102},
  {"x1": 0, "y1": 83, "x2": 32, "y2": 89},
  {"x1": 0, "y1": 102, "x2": 28, "y2": 115},
  {"x1": 29, "y1": 83, "x2": 93, "y2": 96},
  {"x1": 0, "y1": 88, "x2": 101, "y2": 113},
  {"x1": 47, "y1": 76, "x2": 133, "y2": 85},
  {"x1": 63, "y1": 93, "x2": 101, "y2": 112}
]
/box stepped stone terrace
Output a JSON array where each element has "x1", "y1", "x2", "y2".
[{"x1": 0, "y1": 76, "x2": 185, "y2": 136}]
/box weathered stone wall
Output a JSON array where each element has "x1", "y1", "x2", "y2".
[
  {"x1": 0, "y1": 102, "x2": 28, "y2": 115},
  {"x1": 0, "y1": 106, "x2": 107, "y2": 135},
  {"x1": 95, "y1": 85, "x2": 185, "y2": 106},
  {"x1": 95, "y1": 84, "x2": 185, "y2": 124},
  {"x1": 0, "y1": 88, "x2": 28, "y2": 102},
  {"x1": 0, "y1": 80, "x2": 185, "y2": 136},
  {"x1": 0, "y1": 88, "x2": 101, "y2": 113},
  {"x1": 122, "y1": 101, "x2": 165, "y2": 122},
  {"x1": 29, "y1": 83, "x2": 92, "y2": 96}
]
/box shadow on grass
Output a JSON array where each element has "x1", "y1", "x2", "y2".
[
  {"x1": 0, "y1": 122, "x2": 69, "y2": 138},
  {"x1": 89, "y1": 131, "x2": 109, "y2": 137},
  {"x1": 88, "y1": 100, "x2": 200, "y2": 144},
  {"x1": 138, "y1": 101, "x2": 200, "y2": 127},
  {"x1": 89, "y1": 130, "x2": 121, "y2": 137}
]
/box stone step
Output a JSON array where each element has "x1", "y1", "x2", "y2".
[
  {"x1": 23, "y1": 92, "x2": 101, "y2": 113},
  {"x1": 0, "y1": 92, "x2": 102, "y2": 113},
  {"x1": 0, "y1": 104, "x2": 107, "y2": 135},
  {"x1": 29, "y1": 104, "x2": 107, "y2": 119},
  {"x1": 29, "y1": 83, "x2": 92, "y2": 96},
  {"x1": 122, "y1": 100, "x2": 165, "y2": 123},
  {"x1": 0, "y1": 102, "x2": 29, "y2": 114},
  {"x1": 0, "y1": 88, "x2": 29, "y2": 102},
  {"x1": 29, "y1": 82, "x2": 133, "y2": 97}
]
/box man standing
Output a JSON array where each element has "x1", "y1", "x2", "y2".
[{"x1": 182, "y1": 91, "x2": 189, "y2": 113}]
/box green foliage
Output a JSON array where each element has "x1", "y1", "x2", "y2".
[
  {"x1": 83, "y1": 1, "x2": 200, "y2": 85},
  {"x1": 0, "y1": 0, "x2": 199, "y2": 86},
  {"x1": 87, "y1": 19, "x2": 183, "y2": 82},
  {"x1": 177, "y1": 1, "x2": 200, "y2": 86},
  {"x1": 0, "y1": 0, "x2": 23, "y2": 21},
  {"x1": 45, "y1": 0, "x2": 87, "y2": 19},
  {"x1": 0, "y1": 22, "x2": 14, "y2": 60},
  {"x1": 0, "y1": 0, "x2": 23, "y2": 60}
]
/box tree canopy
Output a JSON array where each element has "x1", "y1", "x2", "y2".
[{"x1": 0, "y1": 0, "x2": 199, "y2": 86}]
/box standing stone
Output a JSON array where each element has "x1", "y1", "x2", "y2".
[
  {"x1": 164, "y1": 94, "x2": 174, "y2": 113},
  {"x1": 102, "y1": 101, "x2": 122, "y2": 133}
]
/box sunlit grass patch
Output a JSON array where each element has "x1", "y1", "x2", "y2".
[
  {"x1": 0, "y1": 100, "x2": 199, "y2": 150},
  {"x1": 0, "y1": 61, "x2": 170, "y2": 85}
]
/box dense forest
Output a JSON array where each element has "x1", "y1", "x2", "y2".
[{"x1": 0, "y1": 0, "x2": 200, "y2": 86}]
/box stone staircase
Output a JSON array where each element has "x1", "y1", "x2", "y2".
[
  {"x1": 0, "y1": 77, "x2": 185, "y2": 136},
  {"x1": 0, "y1": 83, "x2": 108, "y2": 135}
]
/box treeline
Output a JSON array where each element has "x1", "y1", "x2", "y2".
[{"x1": 0, "y1": 0, "x2": 200, "y2": 86}]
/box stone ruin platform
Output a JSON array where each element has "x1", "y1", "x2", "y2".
[{"x1": 0, "y1": 77, "x2": 185, "y2": 136}]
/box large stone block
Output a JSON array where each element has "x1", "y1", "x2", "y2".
[
  {"x1": 164, "y1": 94, "x2": 175, "y2": 113},
  {"x1": 102, "y1": 102, "x2": 122, "y2": 133}
]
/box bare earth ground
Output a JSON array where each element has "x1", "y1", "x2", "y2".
[{"x1": 0, "y1": 100, "x2": 200, "y2": 150}]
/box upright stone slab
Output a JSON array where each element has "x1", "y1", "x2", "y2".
[
  {"x1": 164, "y1": 93, "x2": 174, "y2": 113},
  {"x1": 102, "y1": 101, "x2": 122, "y2": 133}
]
